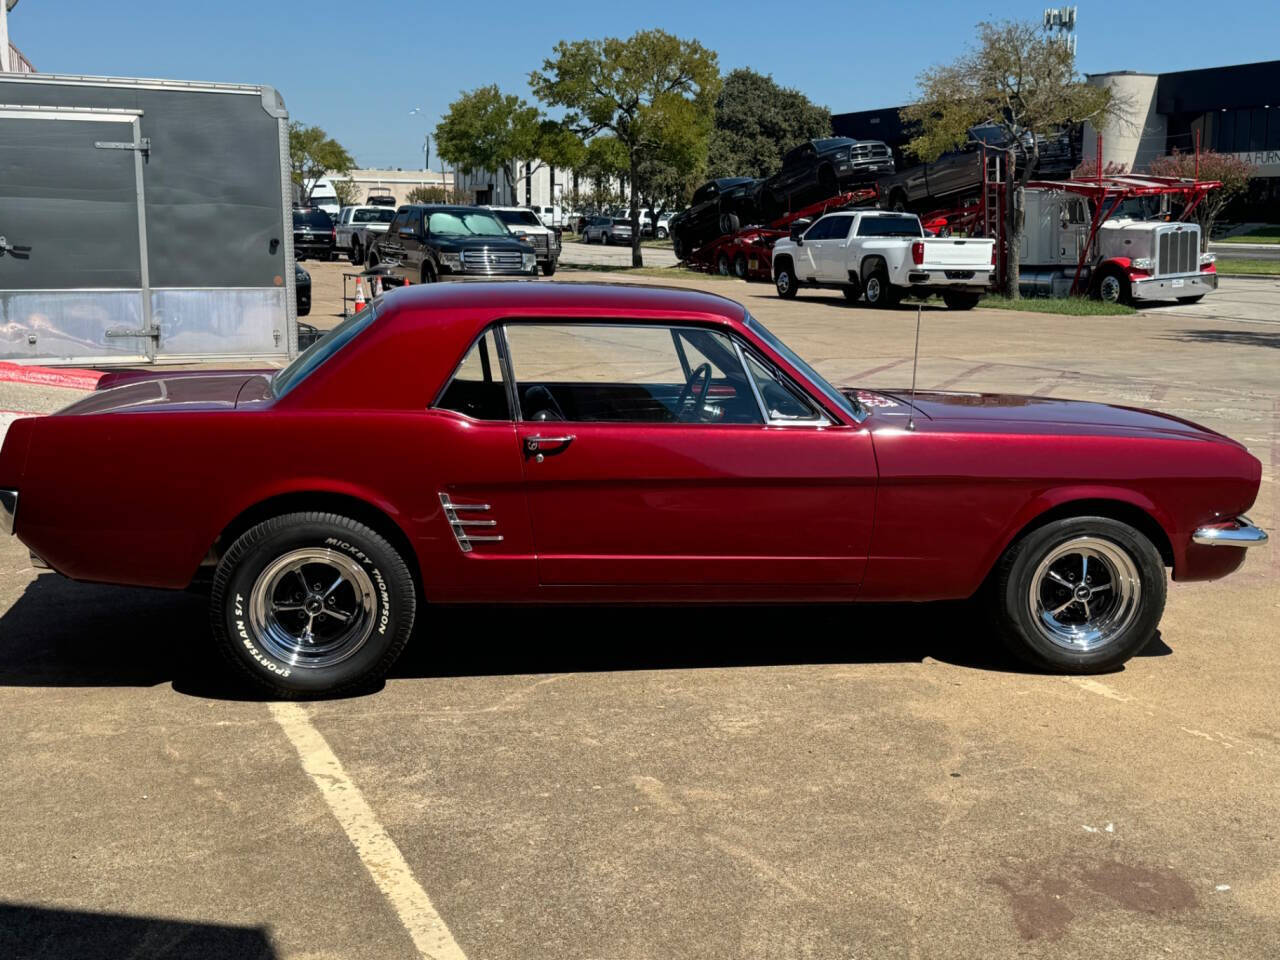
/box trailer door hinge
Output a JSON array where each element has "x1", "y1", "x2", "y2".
[{"x1": 95, "y1": 138, "x2": 151, "y2": 157}]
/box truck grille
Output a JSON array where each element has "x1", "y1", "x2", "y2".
[
  {"x1": 527, "y1": 234, "x2": 548, "y2": 254},
  {"x1": 851, "y1": 142, "x2": 891, "y2": 161},
  {"x1": 462, "y1": 248, "x2": 523, "y2": 271},
  {"x1": 1157, "y1": 227, "x2": 1199, "y2": 276}
]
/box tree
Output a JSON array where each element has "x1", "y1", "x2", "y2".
[
  {"x1": 575, "y1": 135, "x2": 629, "y2": 211},
  {"x1": 902, "y1": 20, "x2": 1116, "y2": 296},
  {"x1": 406, "y1": 185, "x2": 454, "y2": 204},
  {"x1": 288, "y1": 123, "x2": 354, "y2": 205},
  {"x1": 435, "y1": 85, "x2": 581, "y2": 206},
  {"x1": 333, "y1": 178, "x2": 361, "y2": 207},
  {"x1": 708, "y1": 68, "x2": 831, "y2": 180},
  {"x1": 1148, "y1": 149, "x2": 1255, "y2": 250},
  {"x1": 531, "y1": 29, "x2": 720, "y2": 266}
]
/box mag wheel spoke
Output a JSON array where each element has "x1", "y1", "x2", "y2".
[{"x1": 1028, "y1": 536, "x2": 1142, "y2": 652}]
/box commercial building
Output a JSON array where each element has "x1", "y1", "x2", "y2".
[
  {"x1": 832, "y1": 58, "x2": 1280, "y2": 221},
  {"x1": 327, "y1": 169, "x2": 452, "y2": 209}
]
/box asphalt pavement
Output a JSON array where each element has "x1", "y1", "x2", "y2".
[{"x1": 1, "y1": 273, "x2": 1277, "y2": 959}]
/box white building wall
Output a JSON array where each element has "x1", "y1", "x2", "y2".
[
  {"x1": 454, "y1": 161, "x2": 574, "y2": 210},
  {"x1": 1084, "y1": 73, "x2": 1166, "y2": 173}
]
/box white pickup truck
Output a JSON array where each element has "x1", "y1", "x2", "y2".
[
  {"x1": 771, "y1": 210, "x2": 995, "y2": 309},
  {"x1": 335, "y1": 205, "x2": 396, "y2": 265}
]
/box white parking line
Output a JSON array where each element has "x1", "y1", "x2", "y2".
[{"x1": 269, "y1": 702, "x2": 467, "y2": 960}]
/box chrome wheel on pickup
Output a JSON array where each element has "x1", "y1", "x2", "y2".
[{"x1": 991, "y1": 516, "x2": 1166, "y2": 673}]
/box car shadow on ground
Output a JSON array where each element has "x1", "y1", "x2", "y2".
[
  {"x1": 0, "y1": 902, "x2": 275, "y2": 959},
  {"x1": 1160, "y1": 328, "x2": 1280, "y2": 349},
  {"x1": 0, "y1": 574, "x2": 1169, "y2": 701}
]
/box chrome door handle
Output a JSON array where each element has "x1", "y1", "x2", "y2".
[{"x1": 524, "y1": 434, "x2": 575, "y2": 461}]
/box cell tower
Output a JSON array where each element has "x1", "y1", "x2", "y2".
[{"x1": 1044, "y1": 5, "x2": 1078, "y2": 55}]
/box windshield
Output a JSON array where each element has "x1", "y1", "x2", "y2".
[
  {"x1": 858, "y1": 215, "x2": 923, "y2": 238},
  {"x1": 272, "y1": 302, "x2": 378, "y2": 397},
  {"x1": 745, "y1": 314, "x2": 862, "y2": 421},
  {"x1": 354, "y1": 208, "x2": 395, "y2": 223},
  {"x1": 294, "y1": 210, "x2": 334, "y2": 228},
  {"x1": 494, "y1": 209, "x2": 542, "y2": 227},
  {"x1": 427, "y1": 211, "x2": 509, "y2": 236}
]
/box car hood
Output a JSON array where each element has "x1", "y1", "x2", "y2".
[
  {"x1": 849, "y1": 388, "x2": 1240, "y2": 445},
  {"x1": 56, "y1": 370, "x2": 274, "y2": 415}
]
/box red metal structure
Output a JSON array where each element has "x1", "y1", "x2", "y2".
[{"x1": 685, "y1": 189, "x2": 879, "y2": 281}]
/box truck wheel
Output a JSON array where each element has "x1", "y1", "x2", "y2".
[
  {"x1": 541, "y1": 260, "x2": 557, "y2": 277},
  {"x1": 774, "y1": 259, "x2": 798, "y2": 299},
  {"x1": 1093, "y1": 268, "x2": 1132, "y2": 305},
  {"x1": 733, "y1": 254, "x2": 748, "y2": 279},
  {"x1": 720, "y1": 213, "x2": 741, "y2": 235},
  {"x1": 657, "y1": 227, "x2": 668, "y2": 239},
  {"x1": 863, "y1": 268, "x2": 898, "y2": 308},
  {"x1": 717, "y1": 253, "x2": 732, "y2": 276},
  {"x1": 209, "y1": 512, "x2": 418, "y2": 698},
  {"x1": 943, "y1": 291, "x2": 982, "y2": 310},
  {"x1": 366, "y1": 249, "x2": 379, "y2": 270},
  {"x1": 421, "y1": 263, "x2": 438, "y2": 284},
  {"x1": 988, "y1": 516, "x2": 1166, "y2": 675},
  {"x1": 349, "y1": 241, "x2": 362, "y2": 265},
  {"x1": 673, "y1": 234, "x2": 688, "y2": 260}
]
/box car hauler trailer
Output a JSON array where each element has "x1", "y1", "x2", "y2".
[{"x1": 0, "y1": 74, "x2": 297, "y2": 365}]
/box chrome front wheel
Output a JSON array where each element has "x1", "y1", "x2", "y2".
[
  {"x1": 1028, "y1": 536, "x2": 1141, "y2": 652},
  {"x1": 249, "y1": 548, "x2": 377, "y2": 668}
]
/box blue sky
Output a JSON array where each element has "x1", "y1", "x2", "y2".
[{"x1": 10, "y1": 0, "x2": 1279, "y2": 170}]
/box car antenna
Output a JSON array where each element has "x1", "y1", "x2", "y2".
[{"x1": 907, "y1": 303, "x2": 922, "y2": 431}]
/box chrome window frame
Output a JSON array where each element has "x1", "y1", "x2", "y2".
[
  {"x1": 732, "y1": 341, "x2": 830, "y2": 428},
  {"x1": 429, "y1": 325, "x2": 516, "y2": 422}
]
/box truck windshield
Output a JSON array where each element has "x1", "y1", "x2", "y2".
[
  {"x1": 857, "y1": 215, "x2": 922, "y2": 238},
  {"x1": 272, "y1": 302, "x2": 378, "y2": 398},
  {"x1": 744, "y1": 313, "x2": 862, "y2": 422},
  {"x1": 494, "y1": 210, "x2": 542, "y2": 227},
  {"x1": 354, "y1": 208, "x2": 395, "y2": 223},
  {"x1": 428, "y1": 211, "x2": 509, "y2": 236},
  {"x1": 294, "y1": 210, "x2": 334, "y2": 228}
]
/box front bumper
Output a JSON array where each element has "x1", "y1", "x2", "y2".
[
  {"x1": 1192, "y1": 515, "x2": 1269, "y2": 547},
  {"x1": 1, "y1": 489, "x2": 16, "y2": 535},
  {"x1": 1131, "y1": 271, "x2": 1218, "y2": 301}
]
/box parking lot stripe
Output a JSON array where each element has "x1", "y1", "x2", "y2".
[{"x1": 269, "y1": 702, "x2": 467, "y2": 960}]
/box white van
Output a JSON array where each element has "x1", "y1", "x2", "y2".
[{"x1": 304, "y1": 177, "x2": 341, "y2": 219}]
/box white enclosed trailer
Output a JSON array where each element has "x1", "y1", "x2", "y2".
[{"x1": 0, "y1": 73, "x2": 298, "y2": 365}]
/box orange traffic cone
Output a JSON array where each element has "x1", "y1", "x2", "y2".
[
  {"x1": 353, "y1": 276, "x2": 366, "y2": 311},
  {"x1": 371, "y1": 274, "x2": 382, "y2": 297}
]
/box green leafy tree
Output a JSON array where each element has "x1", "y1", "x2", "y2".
[
  {"x1": 406, "y1": 185, "x2": 458, "y2": 204},
  {"x1": 902, "y1": 20, "x2": 1115, "y2": 296},
  {"x1": 708, "y1": 69, "x2": 831, "y2": 180},
  {"x1": 435, "y1": 85, "x2": 581, "y2": 205},
  {"x1": 332, "y1": 178, "x2": 361, "y2": 207},
  {"x1": 288, "y1": 123, "x2": 355, "y2": 204},
  {"x1": 531, "y1": 29, "x2": 720, "y2": 265},
  {"x1": 1148, "y1": 150, "x2": 1256, "y2": 250},
  {"x1": 576, "y1": 135, "x2": 629, "y2": 211}
]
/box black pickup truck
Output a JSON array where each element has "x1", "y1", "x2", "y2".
[
  {"x1": 293, "y1": 208, "x2": 335, "y2": 261},
  {"x1": 756, "y1": 138, "x2": 894, "y2": 219},
  {"x1": 878, "y1": 124, "x2": 1077, "y2": 213},
  {"x1": 369, "y1": 205, "x2": 537, "y2": 283}
]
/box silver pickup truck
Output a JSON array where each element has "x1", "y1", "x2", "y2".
[
  {"x1": 335, "y1": 205, "x2": 396, "y2": 265},
  {"x1": 771, "y1": 210, "x2": 995, "y2": 309}
]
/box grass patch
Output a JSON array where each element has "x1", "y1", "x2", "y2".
[
  {"x1": 1214, "y1": 257, "x2": 1280, "y2": 275},
  {"x1": 1218, "y1": 226, "x2": 1280, "y2": 244},
  {"x1": 560, "y1": 263, "x2": 733, "y2": 281},
  {"x1": 978, "y1": 294, "x2": 1136, "y2": 316}
]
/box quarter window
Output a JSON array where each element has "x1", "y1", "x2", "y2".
[
  {"x1": 742, "y1": 351, "x2": 823, "y2": 422},
  {"x1": 434, "y1": 331, "x2": 510, "y2": 421}
]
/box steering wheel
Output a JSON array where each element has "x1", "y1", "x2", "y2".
[
  {"x1": 674, "y1": 363, "x2": 713, "y2": 422},
  {"x1": 523, "y1": 384, "x2": 566, "y2": 421}
]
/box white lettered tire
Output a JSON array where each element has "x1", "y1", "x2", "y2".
[{"x1": 210, "y1": 512, "x2": 416, "y2": 698}]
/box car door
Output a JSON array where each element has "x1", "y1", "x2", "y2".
[
  {"x1": 503, "y1": 320, "x2": 877, "y2": 596},
  {"x1": 796, "y1": 216, "x2": 835, "y2": 281},
  {"x1": 817, "y1": 214, "x2": 855, "y2": 280}
]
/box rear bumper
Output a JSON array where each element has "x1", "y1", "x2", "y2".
[
  {"x1": 1, "y1": 489, "x2": 16, "y2": 535},
  {"x1": 907, "y1": 269, "x2": 994, "y2": 289},
  {"x1": 1192, "y1": 515, "x2": 1269, "y2": 547},
  {"x1": 1131, "y1": 271, "x2": 1218, "y2": 301}
]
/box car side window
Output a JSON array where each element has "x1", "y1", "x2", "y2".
[
  {"x1": 388, "y1": 211, "x2": 407, "y2": 234},
  {"x1": 804, "y1": 218, "x2": 834, "y2": 240},
  {"x1": 741, "y1": 350, "x2": 824, "y2": 423},
  {"x1": 825, "y1": 216, "x2": 853, "y2": 240},
  {"x1": 434, "y1": 331, "x2": 510, "y2": 421},
  {"x1": 503, "y1": 323, "x2": 762, "y2": 425}
]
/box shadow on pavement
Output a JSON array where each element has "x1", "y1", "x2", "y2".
[
  {"x1": 1160, "y1": 328, "x2": 1280, "y2": 349},
  {"x1": 0, "y1": 573, "x2": 1169, "y2": 701},
  {"x1": 0, "y1": 902, "x2": 275, "y2": 959}
]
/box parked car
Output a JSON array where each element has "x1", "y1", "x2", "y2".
[
  {"x1": 293, "y1": 208, "x2": 336, "y2": 261},
  {"x1": 294, "y1": 263, "x2": 311, "y2": 317},
  {"x1": 368, "y1": 204, "x2": 537, "y2": 282},
  {"x1": 878, "y1": 124, "x2": 1076, "y2": 213},
  {"x1": 485, "y1": 206, "x2": 560, "y2": 276},
  {"x1": 335, "y1": 206, "x2": 396, "y2": 265},
  {"x1": 1, "y1": 283, "x2": 1264, "y2": 697},
  {"x1": 771, "y1": 210, "x2": 994, "y2": 308},
  {"x1": 669, "y1": 178, "x2": 762, "y2": 259},
  {"x1": 365, "y1": 191, "x2": 397, "y2": 207},
  {"x1": 581, "y1": 216, "x2": 633, "y2": 245},
  {"x1": 757, "y1": 138, "x2": 894, "y2": 219},
  {"x1": 637, "y1": 210, "x2": 676, "y2": 239}
]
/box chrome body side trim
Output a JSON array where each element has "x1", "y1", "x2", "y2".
[
  {"x1": 438, "y1": 493, "x2": 503, "y2": 553},
  {"x1": 0, "y1": 490, "x2": 15, "y2": 535},
  {"x1": 1192, "y1": 515, "x2": 1269, "y2": 547}
]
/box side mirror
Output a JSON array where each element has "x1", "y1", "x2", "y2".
[{"x1": 790, "y1": 219, "x2": 811, "y2": 242}]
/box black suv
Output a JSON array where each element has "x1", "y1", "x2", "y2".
[
  {"x1": 669, "y1": 178, "x2": 763, "y2": 260},
  {"x1": 370, "y1": 205, "x2": 537, "y2": 283},
  {"x1": 757, "y1": 138, "x2": 894, "y2": 218},
  {"x1": 293, "y1": 208, "x2": 335, "y2": 261}
]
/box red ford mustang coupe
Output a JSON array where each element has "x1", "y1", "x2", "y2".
[{"x1": 0, "y1": 283, "x2": 1267, "y2": 697}]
